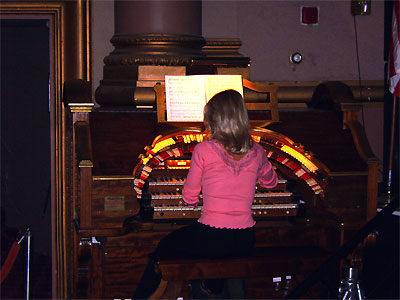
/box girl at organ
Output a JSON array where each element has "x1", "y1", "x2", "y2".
[{"x1": 133, "y1": 89, "x2": 278, "y2": 299}]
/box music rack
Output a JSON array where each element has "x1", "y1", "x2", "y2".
[{"x1": 154, "y1": 77, "x2": 279, "y2": 128}]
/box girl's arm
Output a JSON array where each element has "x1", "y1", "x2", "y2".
[
  {"x1": 182, "y1": 145, "x2": 203, "y2": 206},
  {"x1": 258, "y1": 152, "x2": 278, "y2": 188}
]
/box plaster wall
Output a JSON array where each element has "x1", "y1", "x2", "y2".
[{"x1": 202, "y1": 0, "x2": 384, "y2": 81}]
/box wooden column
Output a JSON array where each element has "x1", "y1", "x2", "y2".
[
  {"x1": 95, "y1": 0, "x2": 205, "y2": 106},
  {"x1": 114, "y1": 0, "x2": 202, "y2": 35}
]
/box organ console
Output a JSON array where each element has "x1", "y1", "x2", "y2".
[
  {"x1": 66, "y1": 77, "x2": 379, "y2": 299},
  {"x1": 131, "y1": 127, "x2": 325, "y2": 223}
]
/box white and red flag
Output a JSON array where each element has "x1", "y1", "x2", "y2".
[{"x1": 389, "y1": 0, "x2": 400, "y2": 97}]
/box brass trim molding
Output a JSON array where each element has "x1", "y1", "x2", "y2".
[
  {"x1": 93, "y1": 175, "x2": 135, "y2": 181},
  {"x1": 69, "y1": 103, "x2": 94, "y2": 113},
  {"x1": 79, "y1": 160, "x2": 94, "y2": 168}
]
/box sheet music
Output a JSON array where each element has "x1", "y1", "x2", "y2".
[
  {"x1": 165, "y1": 76, "x2": 206, "y2": 121},
  {"x1": 165, "y1": 75, "x2": 243, "y2": 122},
  {"x1": 204, "y1": 75, "x2": 243, "y2": 101}
]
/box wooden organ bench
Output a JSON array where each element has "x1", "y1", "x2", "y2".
[{"x1": 150, "y1": 246, "x2": 330, "y2": 299}]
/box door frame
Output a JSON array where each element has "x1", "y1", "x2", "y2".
[{"x1": 0, "y1": 1, "x2": 91, "y2": 298}]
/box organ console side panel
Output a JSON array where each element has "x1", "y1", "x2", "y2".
[
  {"x1": 65, "y1": 78, "x2": 378, "y2": 299},
  {"x1": 344, "y1": 120, "x2": 379, "y2": 220}
]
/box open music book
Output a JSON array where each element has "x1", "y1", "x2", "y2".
[{"x1": 165, "y1": 74, "x2": 243, "y2": 122}]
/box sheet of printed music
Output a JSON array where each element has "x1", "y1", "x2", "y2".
[{"x1": 165, "y1": 75, "x2": 243, "y2": 122}]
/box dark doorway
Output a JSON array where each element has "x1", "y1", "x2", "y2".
[{"x1": 1, "y1": 19, "x2": 52, "y2": 299}]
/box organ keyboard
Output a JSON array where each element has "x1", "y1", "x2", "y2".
[
  {"x1": 140, "y1": 170, "x2": 299, "y2": 220},
  {"x1": 153, "y1": 203, "x2": 299, "y2": 220}
]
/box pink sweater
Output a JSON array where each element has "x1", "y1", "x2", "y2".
[{"x1": 182, "y1": 140, "x2": 278, "y2": 229}]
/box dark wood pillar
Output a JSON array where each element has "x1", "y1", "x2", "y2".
[
  {"x1": 95, "y1": 0, "x2": 249, "y2": 107},
  {"x1": 114, "y1": 0, "x2": 202, "y2": 35},
  {"x1": 95, "y1": 0, "x2": 205, "y2": 106}
]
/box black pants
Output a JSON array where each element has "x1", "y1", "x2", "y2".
[{"x1": 133, "y1": 222, "x2": 255, "y2": 299}]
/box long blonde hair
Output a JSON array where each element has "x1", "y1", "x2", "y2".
[{"x1": 204, "y1": 89, "x2": 252, "y2": 154}]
